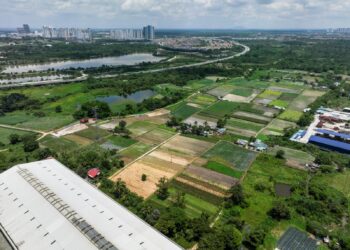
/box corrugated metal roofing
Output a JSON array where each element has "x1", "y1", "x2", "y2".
[
  {"x1": 0, "y1": 159, "x2": 183, "y2": 250},
  {"x1": 277, "y1": 227, "x2": 317, "y2": 250},
  {"x1": 315, "y1": 129, "x2": 350, "y2": 140},
  {"x1": 309, "y1": 135, "x2": 350, "y2": 151}
]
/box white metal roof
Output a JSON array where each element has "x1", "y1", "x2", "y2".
[{"x1": 0, "y1": 159, "x2": 182, "y2": 250}]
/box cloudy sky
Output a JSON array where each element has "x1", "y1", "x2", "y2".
[{"x1": 1, "y1": 0, "x2": 350, "y2": 29}]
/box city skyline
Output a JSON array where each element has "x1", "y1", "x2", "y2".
[{"x1": 1, "y1": 0, "x2": 350, "y2": 30}]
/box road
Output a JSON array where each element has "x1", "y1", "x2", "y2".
[{"x1": 0, "y1": 42, "x2": 250, "y2": 88}]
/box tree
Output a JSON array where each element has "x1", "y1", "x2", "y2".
[
  {"x1": 35, "y1": 148, "x2": 54, "y2": 160},
  {"x1": 243, "y1": 227, "x2": 267, "y2": 249},
  {"x1": 73, "y1": 100, "x2": 111, "y2": 120},
  {"x1": 141, "y1": 174, "x2": 147, "y2": 181},
  {"x1": 217, "y1": 118, "x2": 226, "y2": 128},
  {"x1": 156, "y1": 177, "x2": 169, "y2": 200},
  {"x1": 275, "y1": 149, "x2": 285, "y2": 159},
  {"x1": 268, "y1": 201, "x2": 291, "y2": 220},
  {"x1": 8, "y1": 134, "x2": 20, "y2": 145},
  {"x1": 114, "y1": 179, "x2": 129, "y2": 199},
  {"x1": 55, "y1": 105, "x2": 62, "y2": 113},
  {"x1": 227, "y1": 184, "x2": 245, "y2": 206},
  {"x1": 21, "y1": 134, "x2": 39, "y2": 152},
  {"x1": 172, "y1": 190, "x2": 185, "y2": 208}
]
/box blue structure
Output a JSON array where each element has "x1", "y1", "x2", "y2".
[
  {"x1": 309, "y1": 135, "x2": 350, "y2": 154},
  {"x1": 315, "y1": 129, "x2": 350, "y2": 140}
]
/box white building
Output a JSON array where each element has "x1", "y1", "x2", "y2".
[{"x1": 0, "y1": 159, "x2": 182, "y2": 250}]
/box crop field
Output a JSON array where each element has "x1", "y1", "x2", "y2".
[
  {"x1": 225, "y1": 78, "x2": 270, "y2": 89},
  {"x1": 279, "y1": 109, "x2": 303, "y2": 122},
  {"x1": 187, "y1": 93, "x2": 217, "y2": 108},
  {"x1": 127, "y1": 121, "x2": 159, "y2": 136},
  {"x1": 40, "y1": 135, "x2": 79, "y2": 152},
  {"x1": 136, "y1": 128, "x2": 175, "y2": 146},
  {"x1": 267, "y1": 86, "x2": 301, "y2": 94},
  {"x1": 161, "y1": 135, "x2": 214, "y2": 157},
  {"x1": 233, "y1": 111, "x2": 272, "y2": 124},
  {"x1": 199, "y1": 101, "x2": 240, "y2": 118},
  {"x1": 0, "y1": 127, "x2": 35, "y2": 144},
  {"x1": 75, "y1": 126, "x2": 110, "y2": 141},
  {"x1": 184, "y1": 114, "x2": 218, "y2": 128},
  {"x1": 258, "y1": 89, "x2": 282, "y2": 100},
  {"x1": 231, "y1": 87, "x2": 254, "y2": 97},
  {"x1": 261, "y1": 119, "x2": 296, "y2": 136},
  {"x1": 268, "y1": 146, "x2": 314, "y2": 168},
  {"x1": 269, "y1": 99, "x2": 289, "y2": 108},
  {"x1": 204, "y1": 141, "x2": 257, "y2": 171},
  {"x1": 279, "y1": 92, "x2": 299, "y2": 101},
  {"x1": 170, "y1": 102, "x2": 200, "y2": 120},
  {"x1": 185, "y1": 78, "x2": 215, "y2": 90},
  {"x1": 202, "y1": 160, "x2": 244, "y2": 179},
  {"x1": 107, "y1": 135, "x2": 137, "y2": 148},
  {"x1": 148, "y1": 149, "x2": 193, "y2": 167},
  {"x1": 118, "y1": 142, "x2": 153, "y2": 164},
  {"x1": 227, "y1": 118, "x2": 265, "y2": 132},
  {"x1": 288, "y1": 90, "x2": 325, "y2": 111},
  {"x1": 148, "y1": 186, "x2": 219, "y2": 219},
  {"x1": 207, "y1": 84, "x2": 235, "y2": 97},
  {"x1": 64, "y1": 134, "x2": 93, "y2": 146}
]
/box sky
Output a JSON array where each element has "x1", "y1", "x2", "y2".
[{"x1": 1, "y1": 0, "x2": 350, "y2": 29}]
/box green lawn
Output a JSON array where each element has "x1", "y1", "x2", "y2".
[
  {"x1": 203, "y1": 161, "x2": 243, "y2": 179},
  {"x1": 278, "y1": 109, "x2": 303, "y2": 122},
  {"x1": 204, "y1": 141, "x2": 257, "y2": 171}
]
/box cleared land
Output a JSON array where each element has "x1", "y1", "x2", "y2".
[
  {"x1": 279, "y1": 109, "x2": 303, "y2": 122},
  {"x1": 233, "y1": 111, "x2": 271, "y2": 124},
  {"x1": 268, "y1": 146, "x2": 315, "y2": 169},
  {"x1": 64, "y1": 134, "x2": 93, "y2": 146},
  {"x1": 136, "y1": 128, "x2": 175, "y2": 146},
  {"x1": 39, "y1": 135, "x2": 79, "y2": 152},
  {"x1": 118, "y1": 142, "x2": 153, "y2": 164},
  {"x1": 208, "y1": 84, "x2": 235, "y2": 97},
  {"x1": 288, "y1": 90, "x2": 325, "y2": 111},
  {"x1": 127, "y1": 121, "x2": 159, "y2": 136},
  {"x1": 261, "y1": 119, "x2": 296, "y2": 136}
]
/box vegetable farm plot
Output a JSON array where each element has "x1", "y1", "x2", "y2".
[
  {"x1": 64, "y1": 134, "x2": 93, "y2": 146},
  {"x1": 268, "y1": 146, "x2": 314, "y2": 169},
  {"x1": 184, "y1": 114, "x2": 218, "y2": 129},
  {"x1": 278, "y1": 109, "x2": 303, "y2": 122},
  {"x1": 231, "y1": 87, "x2": 254, "y2": 97},
  {"x1": 279, "y1": 92, "x2": 299, "y2": 102},
  {"x1": 269, "y1": 99, "x2": 289, "y2": 108},
  {"x1": 225, "y1": 78, "x2": 270, "y2": 89},
  {"x1": 227, "y1": 118, "x2": 265, "y2": 132},
  {"x1": 288, "y1": 90, "x2": 325, "y2": 111},
  {"x1": 127, "y1": 121, "x2": 159, "y2": 136},
  {"x1": 187, "y1": 93, "x2": 217, "y2": 108},
  {"x1": 261, "y1": 119, "x2": 296, "y2": 136},
  {"x1": 267, "y1": 86, "x2": 301, "y2": 94},
  {"x1": 40, "y1": 135, "x2": 79, "y2": 153},
  {"x1": 107, "y1": 135, "x2": 137, "y2": 148},
  {"x1": 207, "y1": 84, "x2": 235, "y2": 97},
  {"x1": 161, "y1": 135, "x2": 215, "y2": 157},
  {"x1": 204, "y1": 141, "x2": 257, "y2": 171},
  {"x1": 170, "y1": 102, "x2": 201, "y2": 120},
  {"x1": 118, "y1": 142, "x2": 153, "y2": 164},
  {"x1": 233, "y1": 111, "x2": 272, "y2": 124},
  {"x1": 75, "y1": 126, "x2": 110, "y2": 141},
  {"x1": 136, "y1": 128, "x2": 176, "y2": 146},
  {"x1": 202, "y1": 160, "x2": 244, "y2": 179},
  {"x1": 199, "y1": 101, "x2": 240, "y2": 119},
  {"x1": 258, "y1": 90, "x2": 282, "y2": 100},
  {"x1": 183, "y1": 164, "x2": 239, "y2": 190}
]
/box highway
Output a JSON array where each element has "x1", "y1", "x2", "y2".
[{"x1": 0, "y1": 42, "x2": 250, "y2": 88}]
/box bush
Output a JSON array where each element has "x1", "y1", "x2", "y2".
[
  {"x1": 275, "y1": 149, "x2": 285, "y2": 159},
  {"x1": 8, "y1": 134, "x2": 20, "y2": 145},
  {"x1": 306, "y1": 220, "x2": 327, "y2": 238},
  {"x1": 268, "y1": 201, "x2": 291, "y2": 220},
  {"x1": 141, "y1": 174, "x2": 147, "y2": 181}
]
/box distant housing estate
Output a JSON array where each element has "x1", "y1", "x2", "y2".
[
  {"x1": 110, "y1": 25, "x2": 155, "y2": 40},
  {"x1": 42, "y1": 26, "x2": 92, "y2": 40}
]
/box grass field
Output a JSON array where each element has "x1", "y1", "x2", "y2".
[
  {"x1": 75, "y1": 126, "x2": 110, "y2": 140},
  {"x1": 268, "y1": 146, "x2": 314, "y2": 168},
  {"x1": 258, "y1": 90, "x2": 282, "y2": 100},
  {"x1": 187, "y1": 93, "x2": 217, "y2": 107},
  {"x1": 227, "y1": 118, "x2": 265, "y2": 132},
  {"x1": 137, "y1": 128, "x2": 176, "y2": 145},
  {"x1": 225, "y1": 78, "x2": 270, "y2": 89},
  {"x1": 314, "y1": 170, "x2": 350, "y2": 200},
  {"x1": 204, "y1": 141, "x2": 257, "y2": 171},
  {"x1": 0, "y1": 127, "x2": 36, "y2": 144},
  {"x1": 203, "y1": 161, "x2": 244, "y2": 179},
  {"x1": 186, "y1": 78, "x2": 215, "y2": 90},
  {"x1": 148, "y1": 186, "x2": 219, "y2": 219},
  {"x1": 288, "y1": 90, "x2": 325, "y2": 111},
  {"x1": 279, "y1": 109, "x2": 303, "y2": 122},
  {"x1": 119, "y1": 142, "x2": 153, "y2": 163},
  {"x1": 279, "y1": 92, "x2": 299, "y2": 101},
  {"x1": 40, "y1": 135, "x2": 79, "y2": 152},
  {"x1": 107, "y1": 135, "x2": 137, "y2": 148}
]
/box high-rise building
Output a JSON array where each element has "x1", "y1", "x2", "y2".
[
  {"x1": 42, "y1": 26, "x2": 91, "y2": 40},
  {"x1": 143, "y1": 25, "x2": 155, "y2": 40},
  {"x1": 17, "y1": 24, "x2": 31, "y2": 34},
  {"x1": 110, "y1": 29, "x2": 144, "y2": 40}
]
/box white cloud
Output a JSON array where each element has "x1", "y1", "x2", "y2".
[{"x1": 0, "y1": 0, "x2": 349, "y2": 29}]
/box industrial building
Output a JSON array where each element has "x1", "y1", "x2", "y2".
[{"x1": 0, "y1": 159, "x2": 182, "y2": 250}]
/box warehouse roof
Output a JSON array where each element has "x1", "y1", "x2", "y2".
[
  {"x1": 309, "y1": 135, "x2": 350, "y2": 152},
  {"x1": 315, "y1": 129, "x2": 350, "y2": 140},
  {"x1": 0, "y1": 159, "x2": 182, "y2": 250}
]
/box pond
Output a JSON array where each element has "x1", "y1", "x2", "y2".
[
  {"x1": 275, "y1": 183, "x2": 292, "y2": 197},
  {"x1": 3, "y1": 53, "x2": 164, "y2": 73},
  {"x1": 96, "y1": 90, "x2": 156, "y2": 104}
]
